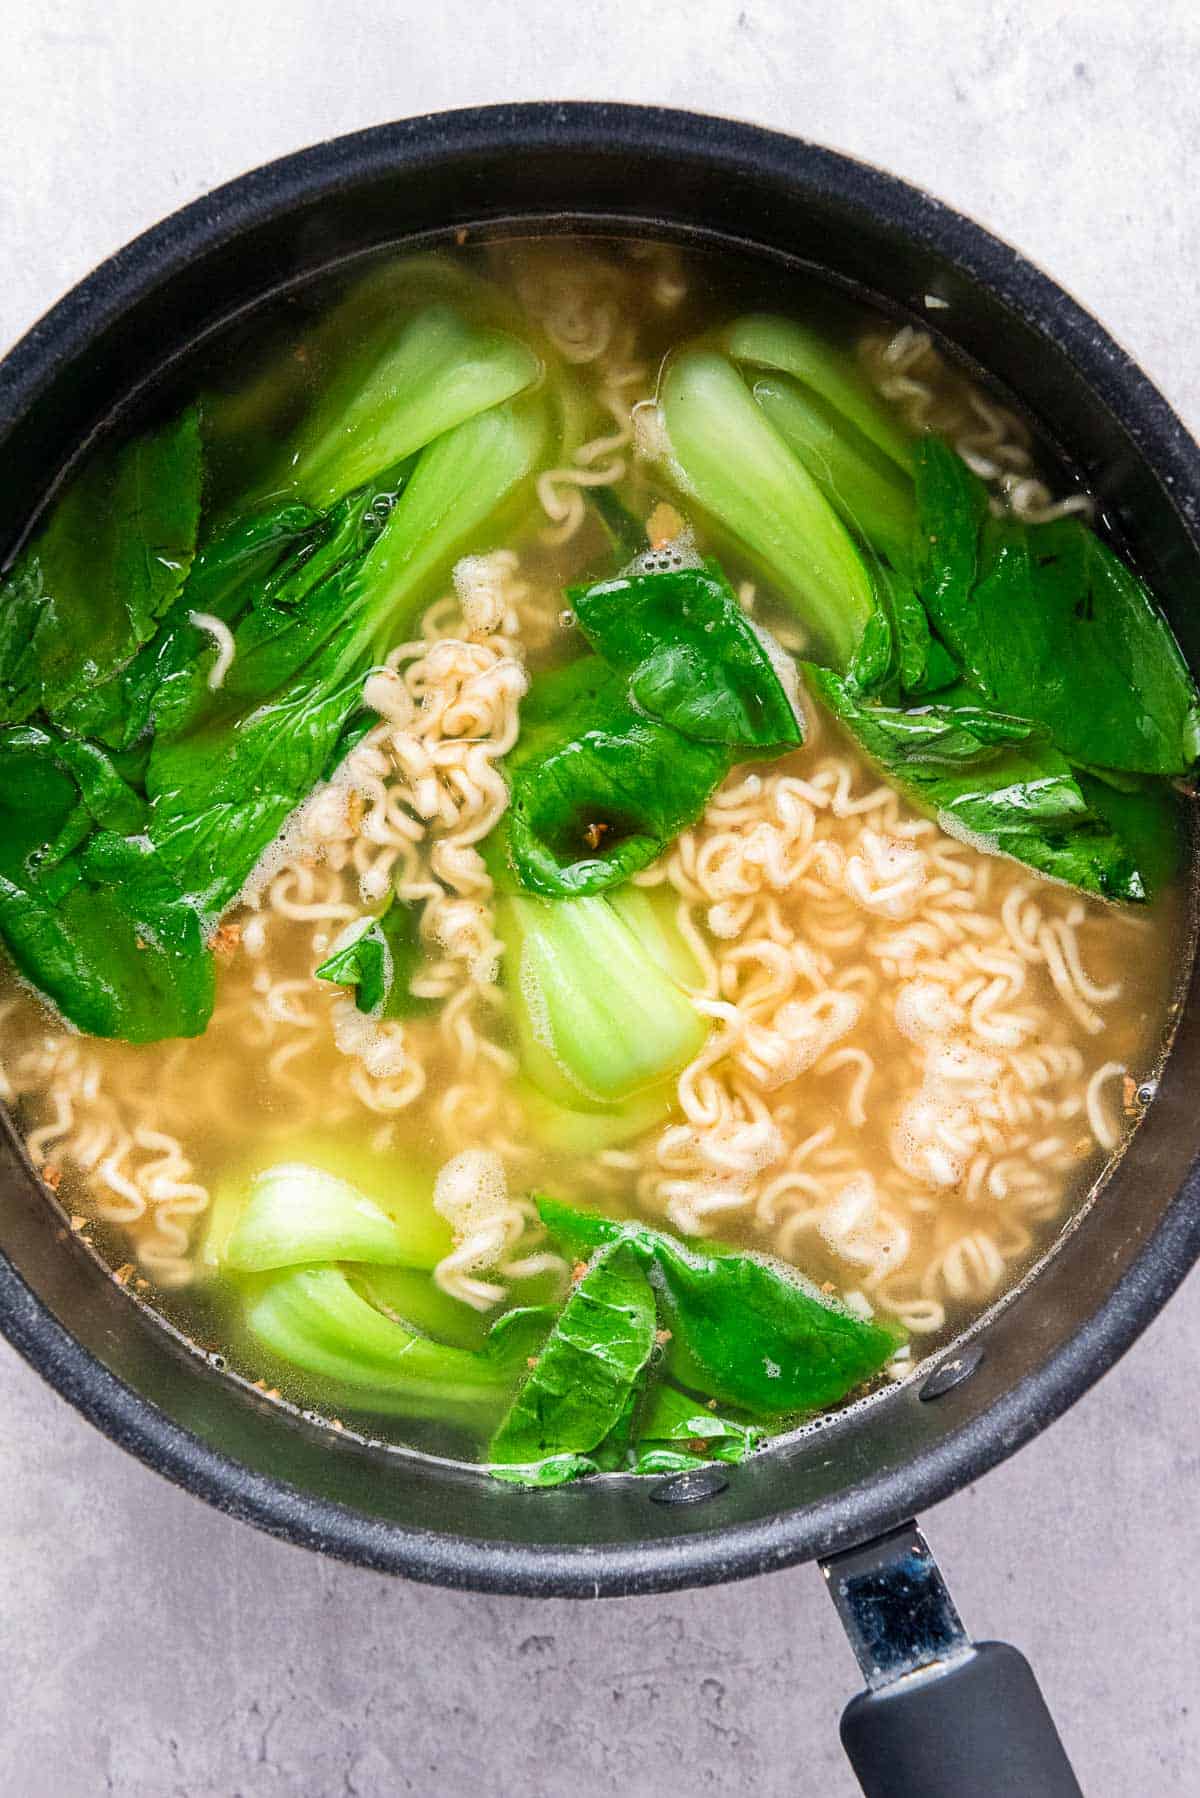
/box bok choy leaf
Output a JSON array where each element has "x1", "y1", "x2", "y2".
[
  {"x1": 657, "y1": 350, "x2": 875, "y2": 668},
  {"x1": 222, "y1": 1162, "x2": 452, "y2": 1273},
  {"x1": 517, "y1": 1078, "x2": 677, "y2": 1154},
  {"x1": 0, "y1": 723, "x2": 213, "y2": 1040},
  {"x1": 914, "y1": 437, "x2": 1200, "y2": 775},
  {"x1": 148, "y1": 399, "x2": 548, "y2": 920},
  {"x1": 497, "y1": 562, "x2": 800, "y2": 898},
  {"x1": 243, "y1": 1267, "x2": 552, "y2": 1424},
  {"x1": 497, "y1": 888, "x2": 707, "y2": 1108},
  {"x1": 285, "y1": 303, "x2": 542, "y2": 509},
  {"x1": 0, "y1": 407, "x2": 203, "y2": 727},
  {"x1": 60, "y1": 500, "x2": 322, "y2": 750},
  {"x1": 314, "y1": 895, "x2": 435, "y2": 1019},
  {"x1": 500, "y1": 656, "x2": 731, "y2": 896},
  {"x1": 806, "y1": 666, "x2": 1156, "y2": 902},
  {"x1": 569, "y1": 563, "x2": 801, "y2": 749},
  {"x1": 724, "y1": 312, "x2": 915, "y2": 473},
  {"x1": 535, "y1": 1198, "x2": 903, "y2": 1416},
  {"x1": 630, "y1": 1382, "x2": 765, "y2": 1476},
  {"x1": 488, "y1": 1241, "x2": 658, "y2": 1485},
  {"x1": 750, "y1": 373, "x2": 916, "y2": 571}
]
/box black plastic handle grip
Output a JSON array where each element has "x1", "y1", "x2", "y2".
[{"x1": 840, "y1": 1640, "x2": 1083, "y2": 1798}]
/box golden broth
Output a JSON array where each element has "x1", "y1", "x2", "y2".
[{"x1": 0, "y1": 236, "x2": 1187, "y2": 1460}]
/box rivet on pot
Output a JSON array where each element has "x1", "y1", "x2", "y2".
[
  {"x1": 919, "y1": 1343, "x2": 985, "y2": 1401},
  {"x1": 650, "y1": 1466, "x2": 730, "y2": 1506}
]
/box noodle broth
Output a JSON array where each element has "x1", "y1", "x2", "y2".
[{"x1": 0, "y1": 236, "x2": 1188, "y2": 1467}]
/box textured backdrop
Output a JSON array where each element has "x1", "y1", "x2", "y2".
[{"x1": 1, "y1": 4, "x2": 1197, "y2": 1793}]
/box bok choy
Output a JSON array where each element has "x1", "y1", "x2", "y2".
[
  {"x1": 148, "y1": 398, "x2": 548, "y2": 922},
  {"x1": 724, "y1": 312, "x2": 915, "y2": 472},
  {"x1": 0, "y1": 408, "x2": 203, "y2": 728},
  {"x1": 215, "y1": 1172, "x2": 903, "y2": 1482},
  {"x1": 222, "y1": 1162, "x2": 452, "y2": 1273},
  {"x1": 284, "y1": 303, "x2": 542, "y2": 509},
  {"x1": 496, "y1": 888, "x2": 706, "y2": 1110},
  {"x1": 657, "y1": 351, "x2": 875, "y2": 667},
  {"x1": 0, "y1": 301, "x2": 552, "y2": 1038},
  {"x1": 535, "y1": 1199, "x2": 903, "y2": 1415},
  {"x1": 486, "y1": 1198, "x2": 903, "y2": 1486},
  {"x1": 647, "y1": 312, "x2": 1196, "y2": 902},
  {"x1": 495, "y1": 561, "x2": 801, "y2": 898},
  {"x1": 217, "y1": 1160, "x2": 549, "y2": 1425},
  {"x1": 243, "y1": 1268, "x2": 551, "y2": 1425},
  {"x1": 314, "y1": 896, "x2": 435, "y2": 1019}
]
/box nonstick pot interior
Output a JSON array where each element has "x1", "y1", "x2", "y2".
[{"x1": 2, "y1": 103, "x2": 1200, "y2": 1597}]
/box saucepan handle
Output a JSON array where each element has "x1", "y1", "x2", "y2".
[
  {"x1": 822, "y1": 1523, "x2": 1082, "y2": 1798},
  {"x1": 840, "y1": 1639, "x2": 1081, "y2": 1797}
]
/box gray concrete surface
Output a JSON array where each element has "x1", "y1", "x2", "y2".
[{"x1": 1, "y1": 3, "x2": 1198, "y2": 1792}]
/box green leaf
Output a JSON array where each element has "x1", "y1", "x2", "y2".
[
  {"x1": 0, "y1": 723, "x2": 213, "y2": 1040},
  {"x1": 917, "y1": 637, "x2": 962, "y2": 697},
  {"x1": 501, "y1": 559, "x2": 799, "y2": 899},
  {"x1": 658, "y1": 350, "x2": 876, "y2": 668},
  {"x1": 222, "y1": 1163, "x2": 441, "y2": 1273},
  {"x1": 0, "y1": 341, "x2": 548, "y2": 1040},
  {"x1": 0, "y1": 408, "x2": 202, "y2": 725},
  {"x1": 586, "y1": 1383, "x2": 644, "y2": 1473},
  {"x1": 322, "y1": 707, "x2": 377, "y2": 776},
  {"x1": 535, "y1": 1198, "x2": 903, "y2": 1416},
  {"x1": 806, "y1": 666, "x2": 1151, "y2": 901},
  {"x1": 315, "y1": 895, "x2": 435, "y2": 1018},
  {"x1": 1075, "y1": 771, "x2": 1182, "y2": 895},
  {"x1": 568, "y1": 562, "x2": 802, "y2": 749},
  {"x1": 488, "y1": 1241, "x2": 658, "y2": 1485},
  {"x1": 915, "y1": 439, "x2": 1200, "y2": 774},
  {"x1": 284, "y1": 302, "x2": 542, "y2": 509},
  {"x1": 872, "y1": 562, "x2": 960, "y2": 698},
  {"x1": 912, "y1": 435, "x2": 990, "y2": 630},
  {"x1": 533, "y1": 1199, "x2": 639, "y2": 1262},
  {"x1": 219, "y1": 480, "x2": 404, "y2": 702},
  {"x1": 60, "y1": 500, "x2": 322, "y2": 748},
  {"x1": 725, "y1": 312, "x2": 915, "y2": 472},
  {"x1": 847, "y1": 605, "x2": 894, "y2": 697},
  {"x1": 631, "y1": 1381, "x2": 765, "y2": 1475},
  {"x1": 588, "y1": 484, "x2": 647, "y2": 567},
  {"x1": 497, "y1": 889, "x2": 707, "y2": 1108},
  {"x1": 144, "y1": 481, "x2": 403, "y2": 917},
  {"x1": 500, "y1": 656, "x2": 731, "y2": 897},
  {"x1": 147, "y1": 642, "x2": 368, "y2": 918},
  {"x1": 652, "y1": 1241, "x2": 902, "y2": 1415},
  {"x1": 750, "y1": 373, "x2": 916, "y2": 569},
  {"x1": 243, "y1": 1266, "x2": 552, "y2": 1424},
  {"x1": 149, "y1": 400, "x2": 547, "y2": 921},
  {"x1": 814, "y1": 680, "x2": 1042, "y2": 764}
]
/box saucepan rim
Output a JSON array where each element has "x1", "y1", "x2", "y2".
[{"x1": 2, "y1": 101, "x2": 1200, "y2": 1597}]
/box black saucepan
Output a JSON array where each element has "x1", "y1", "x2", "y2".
[{"x1": 2, "y1": 104, "x2": 1197, "y2": 1797}]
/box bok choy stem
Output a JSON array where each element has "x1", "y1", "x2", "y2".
[{"x1": 658, "y1": 351, "x2": 875, "y2": 668}]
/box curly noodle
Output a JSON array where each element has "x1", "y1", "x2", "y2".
[{"x1": 628, "y1": 731, "x2": 1153, "y2": 1335}]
